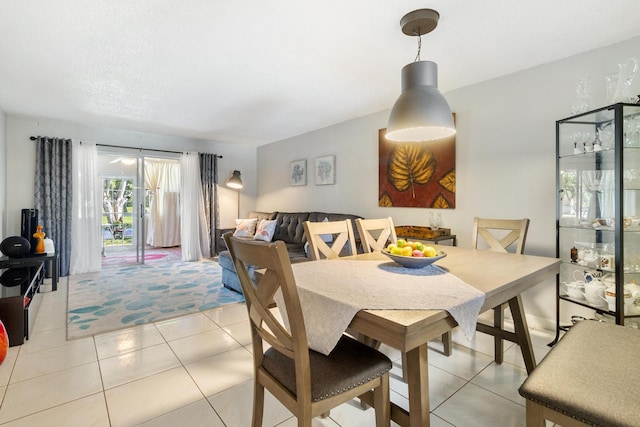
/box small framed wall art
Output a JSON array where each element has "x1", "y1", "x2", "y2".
[
  {"x1": 315, "y1": 155, "x2": 335, "y2": 185},
  {"x1": 290, "y1": 159, "x2": 307, "y2": 186}
]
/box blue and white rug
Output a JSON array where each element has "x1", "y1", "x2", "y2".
[{"x1": 67, "y1": 259, "x2": 244, "y2": 339}]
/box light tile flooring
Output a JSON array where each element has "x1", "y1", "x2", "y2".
[{"x1": 0, "y1": 278, "x2": 559, "y2": 427}]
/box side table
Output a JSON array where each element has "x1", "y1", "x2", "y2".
[
  {"x1": 395, "y1": 225, "x2": 457, "y2": 246},
  {"x1": 0, "y1": 253, "x2": 58, "y2": 291}
]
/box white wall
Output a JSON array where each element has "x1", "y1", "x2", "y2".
[
  {"x1": 0, "y1": 109, "x2": 6, "y2": 241},
  {"x1": 256, "y1": 36, "x2": 640, "y2": 328},
  {"x1": 5, "y1": 115, "x2": 257, "y2": 236}
]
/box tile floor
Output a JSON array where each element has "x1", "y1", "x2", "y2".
[{"x1": 0, "y1": 278, "x2": 559, "y2": 426}]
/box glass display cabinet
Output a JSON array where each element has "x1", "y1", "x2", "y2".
[{"x1": 556, "y1": 103, "x2": 640, "y2": 337}]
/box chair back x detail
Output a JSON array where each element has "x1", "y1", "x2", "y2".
[
  {"x1": 472, "y1": 217, "x2": 530, "y2": 254},
  {"x1": 303, "y1": 220, "x2": 357, "y2": 260},
  {"x1": 222, "y1": 233, "x2": 391, "y2": 427},
  {"x1": 356, "y1": 217, "x2": 397, "y2": 253}
]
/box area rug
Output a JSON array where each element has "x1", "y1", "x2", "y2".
[{"x1": 67, "y1": 260, "x2": 244, "y2": 339}]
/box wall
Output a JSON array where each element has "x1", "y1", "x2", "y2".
[
  {"x1": 256, "y1": 36, "x2": 640, "y2": 328},
  {"x1": 5, "y1": 115, "x2": 257, "y2": 236},
  {"x1": 0, "y1": 109, "x2": 6, "y2": 241}
]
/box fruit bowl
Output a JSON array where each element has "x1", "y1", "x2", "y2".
[{"x1": 382, "y1": 250, "x2": 447, "y2": 268}]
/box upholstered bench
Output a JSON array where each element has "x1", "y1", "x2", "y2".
[{"x1": 519, "y1": 320, "x2": 640, "y2": 426}]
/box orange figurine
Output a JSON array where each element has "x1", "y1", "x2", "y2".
[{"x1": 33, "y1": 225, "x2": 46, "y2": 254}]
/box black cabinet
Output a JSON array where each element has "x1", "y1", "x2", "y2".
[
  {"x1": 556, "y1": 103, "x2": 640, "y2": 338},
  {"x1": 0, "y1": 263, "x2": 44, "y2": 346}
]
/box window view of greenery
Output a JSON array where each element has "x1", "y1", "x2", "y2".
[{"x1": 102, "y1": 177, "x2": 148, "y2": 247}]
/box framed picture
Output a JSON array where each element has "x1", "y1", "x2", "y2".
[
  {"x1": 378, "y1": 114, "x2": 456, "y2": 208},
  {"x1": 315, "y1": 155, "x2": 335, "y2": 185},
  {"x1": 290, "y1": 159, "x2": 307, "y2": 186}
]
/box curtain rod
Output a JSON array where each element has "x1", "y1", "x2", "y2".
[{"x1": 29, "y1": 136, "x2": 223, "y2": 158}]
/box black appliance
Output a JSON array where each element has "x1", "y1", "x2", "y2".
[
  {"x1": 20, "y1": 208, "x2": 38, "y2": 254},
  {"x1": 0, "y1": 236, "x2": 31, "y2": 258},
  {"x1": 0, "y1": 267, "x2": 30, "y2": 287}
]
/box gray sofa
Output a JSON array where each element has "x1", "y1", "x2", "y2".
[{"x1": 218, "y1": 210, "x2": 363, "y2": 293}]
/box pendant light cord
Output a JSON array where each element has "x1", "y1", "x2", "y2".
[{"x1": 413, "y1": 31, "x2": 422, "y2": 62}]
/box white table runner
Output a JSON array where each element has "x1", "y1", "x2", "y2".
[{"x1": 277, "y1": 259, "x2": 486, "y2": 355}]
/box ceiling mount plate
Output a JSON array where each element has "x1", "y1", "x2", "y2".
[{"x1": 400, "y1": 9, "x2": 440, "y2": 36}]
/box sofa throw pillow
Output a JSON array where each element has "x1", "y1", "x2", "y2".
[
  {"x1": 233, "y1": 218, "x2": 258, "y2": 238},
  {"x1": 254, "y1": 219, "x2": 277, "y2": 242}
]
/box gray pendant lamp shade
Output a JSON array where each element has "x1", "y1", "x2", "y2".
[
  {"x1": 226, "y1": 170, "x2": 243, "y2": 189},
  {"x1": 386, "y1": 9, "x2": 455, "y2": 142}
]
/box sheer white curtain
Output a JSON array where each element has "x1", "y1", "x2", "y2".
[
  {"x1": 180, "y1": 152, "x2": 210, "y2": 261},
  {"x1": 144, "y1": 159, "x2": 181, "y2": 247},
  {"x1": 597, "y1": 170, "x2": 636, "y2": 219},
  {"x1": 70, "y1": 140, "x2": 102, "y2": 274}
]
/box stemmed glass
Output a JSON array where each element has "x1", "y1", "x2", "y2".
[
  {"x1": 598, "y1": 124, "x2": 614, "y2": 149},
  {"x1": 429, "y1": 212, "x2": 442, "y2": 230},
  {"x1": 582, "y1": 131, "x2": 593, "y2": 152},
  {"x1": 571, "y1": 77, "x2": 592, "y2": 114},
  {"x1": 570, "y1": 131, "x2": 582, "y2": 154}
]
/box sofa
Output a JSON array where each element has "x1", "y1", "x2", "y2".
[{"x1": 218, "y1": 211, "x2": 363, "y2": 293}]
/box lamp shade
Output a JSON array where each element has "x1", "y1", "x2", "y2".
[
  {"x1": 226, "y1": 170, "x2": 243, "y2": 189},
  {"x1": 386, "y1": 61, "x2": 455, "y2": 142}
]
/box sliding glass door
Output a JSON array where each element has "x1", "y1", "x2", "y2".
[
  {"x1": 98, "y1": 148, "x2": 182, "y2": 267},
  {"x1": 99, "y1": 150, "x2": 145, "y2": 266}
]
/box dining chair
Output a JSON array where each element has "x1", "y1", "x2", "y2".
[
  {"x1": 303, "y1": 219, "x2": 357, "y2": 260},
  {"x1": 223, "y1": 233, "x2": 392, "y2": 427},
  {"x1": 355, "y1": 217, "x2": 397, "y2": 253},
  {"x1": 472, "y1": 217, "x2": 530, "y2": 364}
]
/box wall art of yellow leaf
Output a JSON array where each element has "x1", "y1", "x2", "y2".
[
  {"x1": 388, "y1": 144, "x2": 435, "y2": 197},
  {"x1": 438, "y1": 170, "x2": 456, "y2": 192},
  {"x1": 431, "y1": 194, "x2": 450, "y2": 208},
  {"x1": 378, "y1": 192, "x2": 394, "y2": 207}
]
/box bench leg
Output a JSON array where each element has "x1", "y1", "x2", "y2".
[{"x1": 525, "y1": 400, "x2": 545, "y2": 427}]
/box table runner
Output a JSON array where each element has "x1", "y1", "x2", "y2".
[{"x1": 278, "y1": 259, "x2": 486, "y2": 355}]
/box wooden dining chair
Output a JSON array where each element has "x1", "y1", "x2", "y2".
[
  {"x1": 355, "y1": 217, "x2": 397, "y2": 253},
  {"x1": 303, "y1": 219, "x2": 357, "y2": 260},
  {"x1": 472, "y1": 217, "x2": 530, "y2": 364},
  {"x1": 223, "y1": 233, "x2": 391, "y2": 427}
]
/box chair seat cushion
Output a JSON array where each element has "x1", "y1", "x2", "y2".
[
  {"x1": 519, "y1": 321, "x2": 640, "y2": 426},
  {"x1": 263, "y1": 335, "x2": 391, "y2": 402}
]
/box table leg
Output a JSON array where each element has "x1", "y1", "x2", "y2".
[
  {"x1": 405, "y1": 343, "x2": 430, "y2": 427},
  {"x1": 52, "y1": 255, "x2": 58, "y2": 292},
  {"x1": 508, "y1": 294, "x2": 536, "y2": 373},
  {"x1": 494, "y1": 305, "x2": 505, "y2": 364},
  {"x1": 441, "y1": 331, "x2": 452, "y2": 356}
]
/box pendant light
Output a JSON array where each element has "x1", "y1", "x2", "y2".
[{"x1": 386, "y1": 9, "x2": 455, "y2": 142}]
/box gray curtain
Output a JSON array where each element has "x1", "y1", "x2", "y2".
[
  {"x1": 34, "y1": 136, "x2": 73, "y2": 276},
  {"x1": 199, "y1": 153, "x2": 220, "y2": 255}
]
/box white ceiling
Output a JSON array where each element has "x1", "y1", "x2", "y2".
[{"x1": 2, "y1": 1, "x2": 640, "y2": 147}]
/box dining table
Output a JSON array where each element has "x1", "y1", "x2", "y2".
[{"x1": 288, "y1": 245, "x2": 560, "y2": 427}]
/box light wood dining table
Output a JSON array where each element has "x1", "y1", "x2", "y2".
[{"x1": 299, "y1": 245, "x2": 560, "y2": 427}]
